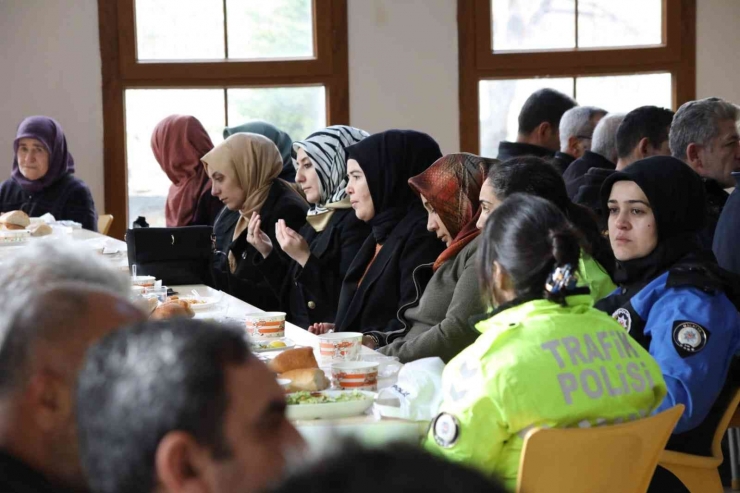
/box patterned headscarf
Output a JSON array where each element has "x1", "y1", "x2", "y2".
[
  {"x1": 409, "y1": 153, "x2": 490, "y2": 270},
  {"x1": 293, "y1": 126, "x2": 370, "y2": 212},
  {"x1": 151, "y1": 115, "x2": 214, "y2": 227},
  {"x1": 12, "y1": 116, "x2": 75, "y2": 193}
]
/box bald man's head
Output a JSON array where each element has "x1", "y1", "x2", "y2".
[{"x1": 0, "y1": 283, "x2": 144, "y2": 491}]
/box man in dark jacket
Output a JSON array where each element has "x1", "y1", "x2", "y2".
[
  {"x1": 496, "y1": 88, "x2": 577, "y2": 162},
  {"x1": 671, "y1": 97, "x2": 740, "y2": 250},
  {"x1": 553, "y1": 106, "x2": 606, "y2": 174},
  {"x1": 573, "y1": 106, "x2": 675, "y2": 224},
  {"x1": 715, "y1": 172, "x2": 740, "y2": 274},
  {"x1": 563, "y1": 113, "x2": 624, "y2": 199}
]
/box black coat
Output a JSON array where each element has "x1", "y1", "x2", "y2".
[
  {"x1": 0, "y1": 174, "x2": 97, "y2": 231},
  {"x1": 334, "y1": 206, "x2": 444, "y2": 333},
  {"x1": 551, "y1": 151, "x2": 575, "y2": 175},
  {"x1": 255, "y1": 208, "x2": 371, "y2": 328},
  {"x1": 563, "y1": 150, "x2": 615, "y2": 200},
  {"x1": 714, "y1": 173, "x2": 740, "y2": 275},
  {"x1": 496, "y1": 141, "x2": 554, "y2": 162},
  {"x1": 0, "y1": 450, "x2": 74, "y2": 493},
  {"x1": 211, "y1": 180, "x2": 307, "y2": 310},
  {"x1": 700, "y1": 178, "x2": 728, "y2": 251}
]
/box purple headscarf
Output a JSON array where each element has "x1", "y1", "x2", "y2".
[{"x1": 12, "y1": 116, "x2": 75, "y2": 193}]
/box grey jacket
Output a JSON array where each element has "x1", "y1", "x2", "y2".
[{"x1": 377, "y1": 236, "x2": 484, "y2": 363}]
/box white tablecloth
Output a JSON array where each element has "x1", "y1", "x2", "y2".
[{"x1": 1, "y1": 229, "x2": 426, "y2": 452}]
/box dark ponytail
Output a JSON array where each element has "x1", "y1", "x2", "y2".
[
  {"x1": 544, "y1": 227, "x2": 583, "y2": 305},
  {"x1": 478, "y1": 194, "x2": 584, "y2": 308}
]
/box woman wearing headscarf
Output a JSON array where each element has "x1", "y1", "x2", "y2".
[
  {"x1": 0, "y1": 116, "x2": 97, "y2": 230},
  {"x1": 594, "y1": 156, "x2": 740, "y2": 490},
  {"x1": 477, "y1": 156, "x2": 616, "y2": 301},
  {"x1": 247, "y1": 126, "x2": 371, "y2": 328},
  {"x1": 151, "y1": 115, "x2": 222, "y2": 227},
  {"x1": 203, "y1": 133, "x2": 307, "y2": 309},
  {"x1": 309, "y1": 129, "x2": 445, "y2": 335},
  {"x1": 425, "y1": 194, "x2": 666, "y2": 490},
  {"x1": 223, "y1": 120, "x2": 296, "y2": 182},
  {"x1": 361, "y1": 154, "x2": 493, "y2": 363}
]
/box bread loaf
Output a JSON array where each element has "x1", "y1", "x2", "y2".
[
  {"x1": 150, "y1": 300, "x2": 195, "y2": 320},
  {"x1": 268, "y1": 347, "x2": 318, "y2": 374},
  {"x1": 280, "y1": 368, "x2": 329, "y2": 392},
  {"x1": 0, "y1": 211, "x2": 30, "y2": 229}
]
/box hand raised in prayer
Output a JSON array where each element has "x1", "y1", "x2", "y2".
[
  {"x1": 276, "y1": 219, "x2": 311, "y2": 267},
  {"x1": 362, "y1": 335, "x2": 377, "y2": 350},
  {"x1": 247, "y1": 212, "x2": 273, "y2": 259},
  {"x1": 308, "y1": 322, "x2": 335, "y2": 335}
]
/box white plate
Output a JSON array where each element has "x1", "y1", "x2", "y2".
[
  {"x1": 250, "y1": 338, "x2": 296, "y2": 353},
  {"x1": 174, "y1": 296, "x2": 220, "y2": 311},
  {"x1": 286, "y1": 391, "x2": 376, "y2": 421}
]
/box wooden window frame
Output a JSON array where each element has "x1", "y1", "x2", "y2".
[
  {"x1": 98, "y1": 0, "x2": 349, "y2": 238},
  {"x1": 458, "y1": 0, "x2": 696, "y2": 154}
]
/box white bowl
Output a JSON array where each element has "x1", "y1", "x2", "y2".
[{"x1": 286, "y1": 390, "x2": 376, "y2": 420}]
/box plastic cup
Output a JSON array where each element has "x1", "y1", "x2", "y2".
[
  {"x1": 318, "y1": 332, "x2": 363, "y2": 364},
  {"x1": 245, "y1": 312, "x2": 286, "y2": 339}
]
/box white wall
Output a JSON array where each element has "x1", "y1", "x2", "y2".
[
  {"x1": 347, "y1": 0, "x2": 459, "y2": 154},
  {"x1": 0, "y1": 0, "x2": 738, "y2": 208},
  {"x1": 0, "y1": 0, "x2": 104, "y2": 211},
  {"x1": 696, "y1": 0, "x2": 740, "y2": 103}
]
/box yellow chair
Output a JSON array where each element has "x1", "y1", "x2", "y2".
[
  {"x1": 98, "y1": 214, "x2": 114, "y2": 236},
  {"x1": 516, "y1": 405, "x2": 684, "y2": 493},
  {"x1": 659, "y1": 388, "x2": 740, "y2": 493}
]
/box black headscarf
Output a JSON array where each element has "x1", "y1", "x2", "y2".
[
  {"x1": 346, "y1": 130, "x2": 442, "y2": 243},
  {"x1": 600, "y1": 156, "x2": 706, "y2": 285}
]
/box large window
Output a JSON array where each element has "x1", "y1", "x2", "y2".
[
  {"x1": 459, "y1": 0, "x2": 696, "y2": 156},
  {"x1": 99, "y1": 0, "x2": 349, "y2": 236}
]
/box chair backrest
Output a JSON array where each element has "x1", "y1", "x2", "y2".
[
  {"x1": 711, "y1": 387, "x2": 740, "y2": 459},
  {"x1": 516, "y1": 405, "x2": 684, "y2": 493},
  {"x1": 98, "y1": 214, "x2": 114, "y2": 236}
]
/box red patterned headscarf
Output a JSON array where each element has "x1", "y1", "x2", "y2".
[{"x1": 408, "y1": 153, "x2": 492, "y2": 271}]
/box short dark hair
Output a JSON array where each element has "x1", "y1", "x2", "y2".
[
  {"x1": 76, "y1": 319, "x2": 251, "y2": 493},
  {"x1": 518, "y1": 88, "x2": 578, "y2": 135},
  {"x1": 616, "y1": 106, "x2": 675, "y2": 159},
  {"x1": 478, "y1": 194, "x2": 583, "y2": 307},
  {"x1": 271, "y1": 441, "x2": 507, "y2": 493}
]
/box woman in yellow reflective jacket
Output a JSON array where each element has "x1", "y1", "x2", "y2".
[{"x1": 425, "y1": 194, "x2": 667, "y2": 491}]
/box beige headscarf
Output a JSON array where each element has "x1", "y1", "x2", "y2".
[{"x1": 202, "y1": 133, "x2": 283, "y2": 271}]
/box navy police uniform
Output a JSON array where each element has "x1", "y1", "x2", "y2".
[{"x1": 597, "y1": 256, "x2": 740, "y2": 454}]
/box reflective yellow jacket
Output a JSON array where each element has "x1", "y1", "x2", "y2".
[{"x1": 424, "y1": 294, "x2": 666, "y2": 490}]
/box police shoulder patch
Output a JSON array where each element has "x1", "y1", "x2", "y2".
[
  {"x1": 672, "y1": 320, "x2": 709, "y2": 357},
  {"x1": 612, "y1": 308, "x2": 632, "y2": 332},
  {"x1": 432, "y1": 412, "x2": 461, "y2": 448}
]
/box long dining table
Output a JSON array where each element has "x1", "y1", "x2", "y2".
[{"x1": 0, "y1": 226, "x2": 429, "y2": 454}]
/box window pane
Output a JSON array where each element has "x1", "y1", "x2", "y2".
[
  {"x1": 575, "y1": 73, "x2": 672, "y2": 113},
  {"x1": 135, "y1": 0, "x2": 224, "y2": 60},
  {"x1": 227, "y1": 86, "x2": 326, "y2": 141},
  {"x1": 226, "y1": 0, "x2": 314, "y2": 59},
  {"x1": 125, "y1": 89, "x2": 225, "y2": 227},
  {"x1": 479, "y1": 78, "x2": 574, "y2": 158},
  {"x1": 492, "y1": 0, "x2": 576, "y2": 52},
  {"x1": 578, "y1": 0, "x2": 662, "y2": 48}
]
